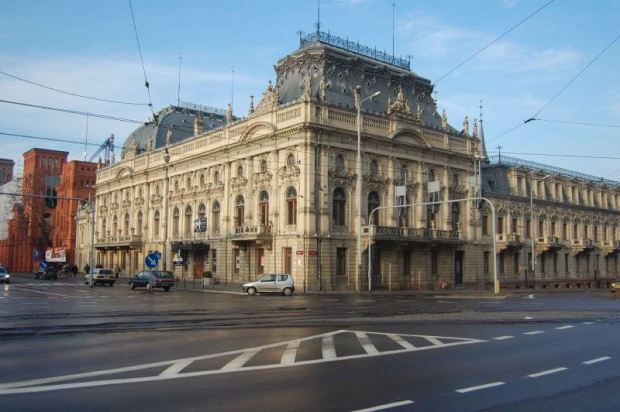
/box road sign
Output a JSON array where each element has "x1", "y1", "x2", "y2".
[
  {"x1": 39, "y1": 261, "x2": 47, "y2": 269},
  {"x1": 34, "y1": 249, "x2": 40, "y2": 261},
  {"x1": 145, "y1": 253, "x2": 159, "y2": 268},
  {"x1": 156, "y1": 251, "x2": 162, "y2": 260}
]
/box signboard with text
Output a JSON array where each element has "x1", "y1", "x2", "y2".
[{"x1": 45, "y1": 247, "x2": 67, "y2": 263}]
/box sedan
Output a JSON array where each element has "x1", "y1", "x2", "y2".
[
  {"x1": 128, "y1": 270, "x2": 174, "y2": 292},
  {"x1": 34, "y1": 267, "x2": 58, "y2": 280},
  {"x1": 0, "y1": 267, "x2": 9, "y2": 284},
  {"x1": 611, "y1": 277, "x2": 620, "y2": 293},
  {"x1": 242, "y1": 273, "x2": 294, "y2": 296},
  {"x1": 84, "y1": 268, "x2": 116, "y2": 286}
]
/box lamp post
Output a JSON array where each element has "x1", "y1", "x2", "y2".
[
  {"x1": 530, "y1": 174, "x2": 550, "y2": 289},
  {"x1": 355, "y1": 86, "x2": 380, "y2": 293},
  {"x1": 87, "y1": 201, "x2": 96, "y2": 287},
  {"x1": 163, "y1": 148, "x2": 171, "y2": 272}
]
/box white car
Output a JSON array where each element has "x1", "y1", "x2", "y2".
[
  {"x1": 0, "y1": 267, "x2": 10, "y2": 284},
  {"x1": 85, "y1": 268, "x2": 116, "y2": 286},
  {"x1": 242, "y1": 273, "x2": 294, "y2": 296}
]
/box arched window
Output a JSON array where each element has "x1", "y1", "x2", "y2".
[
  {"x1": 287, "y1": 154, "x2": 296, "y2": 167},
  {"x1": 113, "y1": 215, "x2": 118, "y2": 235},
  {"x1": 427, "y1": 202, "x2": 439, "y2": 230},
  {"x1": 235, "y1": 195, "x2": 245, "y2": 227},
  {"x1": 212, "y1": 201, "x2": 220, "y2": 233},
  {"x1": 153, "y1": 210, "x2": 160, "y2": 237},
  {"x1": 259, "y1": 191, "x2": 269, "y2": 228},
  {"x1": 370, "y1": 160, "x2": 378, "y2": 177},
  {"x1": 333, "y1": 188, "x2": 346, "y2": 226},
  {"x1": 213, "y1": 171, "x2": 220, "y2": 184},
  {"x1": 172, "y1": 207, "x2": 180, "y2": 236},
  {"x1": 286, "y1": 187, "x2": 297, "y2": 225},
  {"x1": 124, "y1": 213, "x2": 130, "y2": 235},
  {"x1": 260, "y1": 160, "x2": 268, "y2": 173},
  {"x1": 400, "y1": 165, "x2": 408, "y2": 182},
  {"x1": 155, "y1": 184, "x2": 160, "y2": 196},
  {"x1": 335, "y1": 154, "x2": 345, "y2": 172},
  {"x1": 137, "y1": 211, "x2": 143, "y2": 236},
  {"x1": 428, "y1": 169, "x2": 436, "y2": 182},
  {"x1": 399, "y1": 196, "x2": 410, "y2": 227},
  {"x1": 184, "y1": 205, "x2": 192, "y2": 235},
  {"x1": 101, "y1": 218, "x2": 107, "y2": 236},
  {"x1": 368, "y1": 191, "x2": 380, "y2": 225},
  {"x1": 187, "y1": 178, "x2": 192, "y2": 191},
  {"x1": 174, "y1": 180, "x2": 179, "y2": 193},
  {"x1": 198, "y1": 203, "x2": 206, "y2": 219},
  {"x1": 199, "y1": 175, "x2": 205, "y2": 187},
  {"x1": 237, "y1": 165, "x2": 244, "y2": 178},
  {"x1": 452, "y1": 173, "x2": 459, "y2": 187},
  {"x1": 451, "y1": 203, "x2": 461, "y2": 231}
]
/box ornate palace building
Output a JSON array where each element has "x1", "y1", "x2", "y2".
[{"x1": 75, "y1": 31, "x2": 620, "y2": 292}]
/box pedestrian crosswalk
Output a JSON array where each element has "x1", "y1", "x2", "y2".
[{"x1": 0, "y1": 330, "x2": 485, "y2": 395}]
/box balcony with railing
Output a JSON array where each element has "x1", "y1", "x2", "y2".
[
  {"x1": 363, "y1": 225, "x2": 461, "y2": 244},
  {"x1": 95, "y1": 235, "x2": 143, "y2": 249},
  {"x1": 496, "y1": 233, "x2": 523, "y2": 253}
]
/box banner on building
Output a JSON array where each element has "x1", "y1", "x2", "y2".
[{"x1": 45, "y1": 247, "x2": 67, "y2": 263}]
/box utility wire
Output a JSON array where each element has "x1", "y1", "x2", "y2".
[
  {"x1": 0, "y1": 69, "x2": 150, "y2": 106},
  {"x1": 128, "y1": 0, "x2": 156, "y2": 118},
  {"x1": 433, "y1": 0, "x2": 554, "y2": 85},
  {"x1": 534, "y1": 118, "x2": 620, "y2": 128},
  {"x1": 0, "y1": 132, "x2": 103, "y2": 147}
]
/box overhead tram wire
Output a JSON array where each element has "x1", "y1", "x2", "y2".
[
  {"x1": 0, "y1": 132, "x2": 104, "y2": 147},
  {"x1": 433, "y1": 0, "x2": 555, "y2": 85},
  {"x1": 534, "y1": 119, "x2": 620, "y2": 128},
  {"x1": 488, "y1": 31, "x2": 620, "y2": 145},
  {"x1": 0, "y1": 69, "x2": 150, "y2": 106},
  {"x1": 128, "y1": 0, "x2": 156, "y2": 120}
]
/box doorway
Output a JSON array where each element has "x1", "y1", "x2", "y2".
[
  {"x1": 194, "y1": 250, "x2": 204, "y2": 279},
  {"x1": 455, "y1": 251, "x2": 464, "y2": 285}
]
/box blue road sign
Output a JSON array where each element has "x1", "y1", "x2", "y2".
[
  {"x1": 156, "y1": 251, "x2": 162, "y2": 260},
  {"x1": 145, "y1": 253, "x2": 159, "y2": 268},
  {"x1": 39, "y1": 261, "x2": 47, "y2": 269},
  {"x1": 34, "y1": 249, "x2": 40, "y2": 261}
]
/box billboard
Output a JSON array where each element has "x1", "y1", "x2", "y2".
[{"x1": 45, "y1": 247, "x2": 67, "y2": 263}]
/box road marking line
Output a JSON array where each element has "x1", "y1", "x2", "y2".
[
  {"x1": 7, "y1": 286, "x2": 70, "y2": 298},
  {"x1": 424, "y1": 336, "x2": 445, "y2": 346},
  {"x1": 387, "y1": 334, "x2": 416, "y2": 350},
  {"x1": 523, "y1": 331, "x2": 544, "y2": 335},
  {"x1": 527, "y1": 367, "x2": 568, "y2": 378},
  {"x1": 555, "y1": 326, "x2": 574, "y2": 330},
  {"x1": 493, "y1": 336, "x2": 513, "y2": 340},
  {"x1": 456, "y1": 381, "x2": 505, "y2": 393},
  {"x1": 280, "y1": 340, "x2": 300, "y2": 365},
  {"x1": 221, "y1": 349, "x2": 260, "y2": 371},
  {"x1": 351, "y1": 400, "x2": 414, "y2": 411},
  {"x1": 160, "y1": 360, "x2": 193, "y2": 376},
  {"x1": 582, "y1": 322, "x2": 594, "y2": 325},
  {"x1": 355, "y1": 332, "x2": 379, "y2": 355},
  {"x1": 582, "y1": 356, "x2": 611, "y2": 365},
  {"x1": 322, "y1": 335, "x2": 337, "y2": 359}
]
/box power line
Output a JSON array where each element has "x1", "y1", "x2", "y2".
[
  {"x1": 534, "y1": 118, "x2": 620, "y2": 128},
  {"x1": 0, "y1": 132, "x2": 104, "y2": 147},
  {"x1": 128, "y1": 0, "x2": 156, "y2": 119},
  {"x1": 433, "y1": 0, "x2": 555, "y2": 85},
  {"x1": 0, "y1": 98, "x2": 145, "y2": 124},
  {"x1": 0, "y1": 69, "x2": 150, "y2": 106}
]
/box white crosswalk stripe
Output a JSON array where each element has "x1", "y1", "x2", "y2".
[{"x1": 0, "y1": 330, "x2": 485, "y2": 395}]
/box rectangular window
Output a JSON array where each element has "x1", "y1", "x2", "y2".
[
  {"x1": 283, "y1": 247, "x2": 292, "y2": 274},
  {"x1": 540, "y1": 254, "x2": 545, "y2": 273},
  {"x1": 551, "y1": 222, "x2": 556, "y2": 236},
  {"x1": 497, "y1": 217, "x2": 504, "y2": 235},
  {"x1": 211, "y1": 250, "x2": 217, "y2": 273},
  {"x1": 499, "y1": 253, "x2": 505, "y2": 274},
  {"x1": 287, "y1": 199, "x2": 297, "y2": 225},
  {"x1": 336, "y1": 248, "x2": 347, "y2": 277},
  {"x1": 403, "y1": 250, "x2": 410, "y2": 276},
  {"x1": 565, "y1": 253, "x2": 569, "y2": 275},
  {"x1": 257, "y1": 248, "x2": 265, "y2": 275},
  {"x1": 233, "y1": 249, "x2": 240, "y2": 274},
  {"x1": 574, "y1": 224, "x2": 578, "y2": 238},
  {"x1": 526, "y1": 219, "x2": 531, "y2": 238},
  {"x1": 511, "y1": 218, "x2": 518, "y2": 234},
  {"x1": 553, "y1": 253, "x2": 558, "y2": 274},
  {"x1": 562, "y1": 223, "x2": 567, "y2": 239},
  {"x1": 576, "y1": 255, "x2": 580, "y2": 274},
  {"x1": 484, "y1": 251, "x2": 490, "y2": 274},
  {"x1": 481, "y1": 215, "x2": 488, "y2": 235},
  {"x1": 431, "y1": 250, "x2": 439, "y2": 274},
  {"x1": 538, "y1": 221, "x2": 544, "y2": 238}
]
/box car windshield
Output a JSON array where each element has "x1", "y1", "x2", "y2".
[
  {"x1": 152, "y1": 271, "x2": 171, "y2": 278},
  {"x1": 0, "y1": 268, "x2": 7, "y2": 274},
  {"x1": 97, "y1": 270, "x2": 113, "y2": 275},
  {"x1": 259, "y1": 274, "x2": 277, "y2": 282}
]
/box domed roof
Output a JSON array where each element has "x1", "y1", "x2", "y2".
[{"x1": 121, "y1": 104, "x2": 229, "y2": 158}]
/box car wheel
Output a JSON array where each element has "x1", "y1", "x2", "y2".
[
  {"x1": 247, "y1": 287, "x2": 257, "y2": 296},
  {"x1": 282, "y1": 287, "x2": 293, "y2": 296},
  {"x1": 130, "y1": 282, "x2": 136, "y2": 290},
  {"x1": 163, "y1": 286, "x2": 170, "y2": 292},
  {"x1": 146, "y1": 282, "x2": 152, "y2": 292},
  {"x1": 110, "y1": 282, "x2": 114, "y2": 287}
]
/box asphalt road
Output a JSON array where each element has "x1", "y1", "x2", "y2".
[{"x1": 1, "y1": 273, "x2": 619, "y2": 411}]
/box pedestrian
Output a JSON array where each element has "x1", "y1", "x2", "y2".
[
  {"x1": 84, "y1": 263, "x2": 90, "y2": 275},
  {"x1": 71, "y1": 264, "x2": 78, "y2": 278},
  {"x1": 114, "y1": 264, "x2": 121, "y2": 279}
]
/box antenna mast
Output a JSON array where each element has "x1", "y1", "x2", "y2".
[
  {"x1": 315, "y1": 0, "x2": 321, "y2": 34},
  {"x1": 84, "y1": 113, "x2": 89, "y2": 161},
  {"x1": 231, "y1": 66, "x2": 235, "y2": 110},
  {"x1": 177, "y1": 54, "x2": 182, "y2": 106}
]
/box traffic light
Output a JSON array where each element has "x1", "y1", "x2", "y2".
[{"x1": 45, "y1": 188, "x2": 58, "y2": 209}]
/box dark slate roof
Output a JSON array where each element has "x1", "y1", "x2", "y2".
[
  {"x1": 274, "y1": 40, "x2": 460, "y2": 133},
  {"x1": 121, "y1": 105, "x2": 229, "y2": 157}
]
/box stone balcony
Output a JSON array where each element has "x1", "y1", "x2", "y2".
[
  {"x1": 95, "y1": 235, "x2": 143, "y2": 250},
  {"x1": 496, "y1": 233, "x2": 523, "y2": 253},
  {"x1": 570, "y1": 238, "x2": 596, "y2": 256},
  {"x1": 362, "y1": 225, "x2": 461, "y2": 245},
  {"x1": 232, "y1": 224, "x2": 273, "y2": 250}
]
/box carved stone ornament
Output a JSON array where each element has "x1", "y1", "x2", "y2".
[
  {"x1": 319, "y1": 77, "x2": 327, "y2": 101},
  {"x1": 252, "y1": 172, "x2": 273, "y2": 188},
  {"x1": 150, "y1": 194, "x2": 163, "y2": 206},
  {"x1": 255, "y1": 80, "x2": 280, "y2": 114},
  {"x1": 387, "y1": 86, "x2": 412, "y2": 116},
  {"x1": 302, "y1": 75, "x2": 312, "y2": 101},
  {"x1": 441, "y1": 109, "x2": 447, "y2": 130},
  {"x1": 278, "y1": 165, "x2": 301, "y2": 184},
  {"x1": 230, "y1": 176, "x2": 248, "y2": 189}
]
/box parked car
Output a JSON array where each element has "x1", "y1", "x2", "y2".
[
  {"x1": 611, "y1": 277, "x2": 620, "y2": 293},
  {"x1": 128, "y1": 270, "x2": 174, "y2": 291},
  {"x1": 34, "y1": 267, "x2": 58, "y2": 280},
  {"x1": 0, "y1": 267, "x2": 10, "y2": 284},
  {"x1": 242, "y1": 273, "x2": 294, "y2": 296},
  {"x1": 84, "y1": 268, "x2": 116, "y2": 286}
]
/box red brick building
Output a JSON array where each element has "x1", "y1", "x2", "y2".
[
  {"x1": 0, "y1": 148, "x2": 96, "y2": 272},
  {"x1": 0, "y1": 158, "x2": 14, "y2": 184}
]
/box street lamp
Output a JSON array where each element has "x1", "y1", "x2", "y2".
[
  {"x1": 355, "y1": 86, "x2": 380, "y2": 293},
  {"x1": 530, "y1": 174, "x2": 550, "y2": 289},
  {"x1": 163, "y1": 148, "x2": 171, "y2": 272}
]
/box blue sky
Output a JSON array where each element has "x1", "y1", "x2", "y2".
[{"x1": 1, "y1": 0, "x2": 619, "y2": 179}]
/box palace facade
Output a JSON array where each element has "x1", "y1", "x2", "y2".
[{"x1": 75, "y1": 32, "x2": 620, "y2": 292}]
